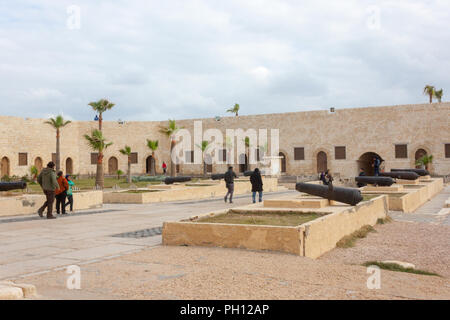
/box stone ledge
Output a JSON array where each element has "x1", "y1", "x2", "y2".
[{"x1": 0, "y1": 281, "x2": 37, "y2": 299}]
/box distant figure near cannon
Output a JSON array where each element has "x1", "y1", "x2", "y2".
[
  {"x1": 380, "y1": 171, "x2": 419, "y2": 180},
  {"x1": 0, "y1": 181, "x2": 27, "y2": 192},
  {"x1": 164, "y1": 176, "x2": 192, "y2": 185},
  {"x1": 296, "y1": 182, "x2": 363, "y2": 206},
  {"x1": 355, "y1": 176, "x2": 395, "y2": 187},
  {"x1": 211, "y1": 173, "x2": 225, "y2": 180},
  {"x1": 391, "y1": 169, "x2": 429, "y2": 176}
]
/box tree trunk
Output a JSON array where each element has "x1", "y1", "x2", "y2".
[
  {"x1": 99, "y1": 113, "x2": 103, "y2": 131},
  {"x1": 429, "y1": 94, "x2": 432, "y2": 104},
  {"x1": 56, "y1": 129, "x2": 60, "y2": 171},
  {"x1": 151, "y1": 151, "x2": 156, "y2": 175},
  {"x1": 170, "y1": 140, "x2": 175, "y2": 177},
  {"x1": 127, "y1": 158, "x2": 131, "y2": 183},
  {"x1": 203, "y1": 157, "x2": 207, "y2": 177},
  {"x1": 96, "y1": 153, "x2": 104, "y2": 189}
]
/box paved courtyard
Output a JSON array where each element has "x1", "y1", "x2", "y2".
[{"x1": 1, "y1": 187, "x2": 449, "y2": 299}]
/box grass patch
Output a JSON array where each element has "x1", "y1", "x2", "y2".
[
  {"x1": 362, "y1": 194, "x2": 378, "y2": 201},
  {"x1": 363, "y1": 261, "x2": 441, "y2": 277},
  {"x1": 336, "y1": 225, "x2": 376, "y2": 248},
  {"x1": 195, "y1": 211, "x2": 325, "y2": 227},
  {"x1": 376, "y1": 216, "x2": 393, "y2": 224},
  {"x1": 123, "y1": 190, "x2": 162, "y2": 194},
  {"x1": 386, "y1": 193, "x2": 407, "y2": 198},
  {"x1": 10, "y1": 177, "x2": 161, "y2": 194}
]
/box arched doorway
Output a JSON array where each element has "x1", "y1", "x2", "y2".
[
  {"x1": 239, "y1": 154, "x2": 248, "y2": 173},
  {"x1": 279, "y1": 152, "x2": 286, "y2": 173},
  {"x1": 357, "y1": 152, "x2": 384, "y2": 176},
  {"x1": 415, "y1": 149, "x2": 427, "y2": 168},
  {"x1": 66, "y1": 158, "x2": 73, "y2": 175},
  {"x1": 316, "y1": 151, "x2": 327, "y2": 173},
  {"x1": 34, "y1": 157, "x2": 43, "y2": 173},
  {"x1": 1, "y1": 157, "x2": 10, "y2": 177},
  {"x1": 108, "y1": 157, "x2": 118, "y2": 175},
  {"x1": 146, "y1": 156, "x2": 155, "y2": 174}
]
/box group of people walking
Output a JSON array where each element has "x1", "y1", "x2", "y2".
[
  {"x1": 223, "y1": 166, "x2": 264, "y2": 204},
  {"x1": 37, "y1": 161, "x2": 75, "y2": 219}
]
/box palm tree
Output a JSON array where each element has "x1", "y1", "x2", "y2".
[
  {"x1": 196, "y1": 140, "x2": 211, "y2": 176},
  {"x1": 116, "y1": 169, "x2": 124, "y2": 180},
  {"x1": 84, "y1": 129, "x2": 113, "y2": 188},
  {"x1": 146, "y1": 139, "x2": 159, "y2": 175},
  {"x1": 30, "y1": 165, "x2": 38, "y2": 182},
  {"x1": 435, "y1": 89, "x2": 443, "y2": 103},
  {"x1": 119, "y1": 145, "x2": 132, "y2": 183},
  {"x1": 158, "y1": 120, "x2": 181, "y2": 177},
  {"x1": 244, "y1": 136, "x2": 251, "y2": 171},
  {"x1": 227, "y1": 103, "x2": 240, "y2": 116},
  {"x1": 88, "y1": 99, "x2": 115, "y2": 131},
  {"x1": 415, "y1": 154, "x2": 433, "y2": 171},
  {"x1": 45, "y1": 115, "x2": 71, "y2": 171},
  {"x1": 423, "y1": 85, "x2": 435, "y2": 104}
]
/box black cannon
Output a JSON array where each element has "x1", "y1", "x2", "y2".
[
  {"x1": 243, "y1": 170, "x2": 254, "y2": 177},
  {"x1": 211, "y1": 173, "x2": 225, "y2": 180},
  {"x1": 391, "y1": 168, "x2": 429, "y2": 176},
  {"x1": 0, "y1": 181, "x2": 27, "y2": 192},
  {"x1": 295, "y1": 182, "x2": 363, "y2": 206},
  {"x1": 380, "y1": 171, "x2": 419, "y2": 180},
  {"x1": 164, "y1": 176, "x2": 192, "y2": 185},
  {"x1": 355, "y1": 176, "x2": 395, "y2": 187}
]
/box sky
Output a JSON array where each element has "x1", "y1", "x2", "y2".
[{"x1": 0, "y1": 0, "x2": 449, "y2": 121}]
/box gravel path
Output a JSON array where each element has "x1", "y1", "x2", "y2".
[{"x1": 320, "y1": 220, "x2": 450, "y2": 278}]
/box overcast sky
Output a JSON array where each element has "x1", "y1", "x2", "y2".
[{"x1": 0, "y1": 0, "x2": 449, "y2": 121}]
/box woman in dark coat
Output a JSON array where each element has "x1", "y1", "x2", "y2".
[{"x1": 250, "y1": 168, "x2": 263, "y2": 203}]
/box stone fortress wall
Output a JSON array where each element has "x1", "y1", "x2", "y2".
[{"x1": 0, "y1": 102, "x2": 449, "y2": 178}]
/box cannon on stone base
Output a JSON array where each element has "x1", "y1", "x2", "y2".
[
  {"x1": 380, "y1": 171, "x2": 419, "y2": 180},
  {"x1": 296, "y1": 182, "x2": 363, "y2": 206},
  {"x1": 164, "y1": 176, "x2": 192, "y2": 185},
  {"x1": 0, "y1": 181, "x2": 27, "y2": 192},
  {"x1": 243, "y1": 170, "x2": 254, "y2": 177},
  {"x1": 355, "y1": 176, "x2": 395, "y2": 187},
  {"x1": 391, "y1": 169, "x2": 429, "y2": 176}
]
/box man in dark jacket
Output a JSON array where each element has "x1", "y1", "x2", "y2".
[
  {"x1": 37, "y1": 162, "x2": 59, "y2": 219},
  {"x1": 250, "y1": 168, "x2": 263, "y2": 203},
  {"x1": 224, "y1": 166, "x2": 237, "y2": 203}
]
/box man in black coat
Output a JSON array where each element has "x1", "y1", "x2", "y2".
[
  {"x1": 250, "y1": 168, "x2": 263, "y2": 203},
  {"x1": 224, "y1": 166, "x2": 237, "y2": 203}
]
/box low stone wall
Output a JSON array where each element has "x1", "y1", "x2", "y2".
[
  {"x1": 104, "y1": 177, "x2": 278, "y2": 204},
  {"x1": 162, "y1": 195, "x2": 388, "y2": 259},
  {"x1": 0, "y1": 191, "x2": 103, "y2": 217},
  {"x1": 361, "y1": 178, "x2": 444, "y2": 213}
]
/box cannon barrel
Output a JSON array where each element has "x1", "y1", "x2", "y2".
[
  {"x1": 355, "y1": 176, "x2": 395, "y2": 187},
  {"x1": 295, "y1": 182, "x2": 363, "y2": 206},
  {"x1": 211, "y1": 173, "x2": 225, "y2": 180},
  {"x1": 391, "y1": 168, "x2": 429, "y2": 176},
  {"x1": 164, "y1": 176, "x2": 192, "y2": 185},
  {"x1": 243, "y1": 170, "x2": 254, "y2": 177},
  {"x1": 0, "y1": 181, "x2": 27, "y2": 192},
  {"x1": 380, "y1": 171, "x2": 419, "y2": 180}
]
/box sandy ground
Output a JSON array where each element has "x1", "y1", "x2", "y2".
[{"x1": 20, "y1": 220, "x2": 450, "y2": 300}]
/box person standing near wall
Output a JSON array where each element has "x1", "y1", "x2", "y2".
[
  {"x1": 55, "y1": 171, "x2": 69, "y2": 215},
  {"x1": 162, "y1": 161, "x2": 167, "y2": 175},
  {"x1": 250, "y1": 168, "x2": 263, "y2": 203},
  {"x1": 37, "y1": 162, "x2": 59, "y2": 219},
  {"x1": 224, "y1": 166, "x2": 237, "y2": 203},
  {"x1": 65, "y1": 175, "x2": 75, "y2": 213},
  {"x1": 373, "y1": 157, "x2": 381, "y2": 176}
]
